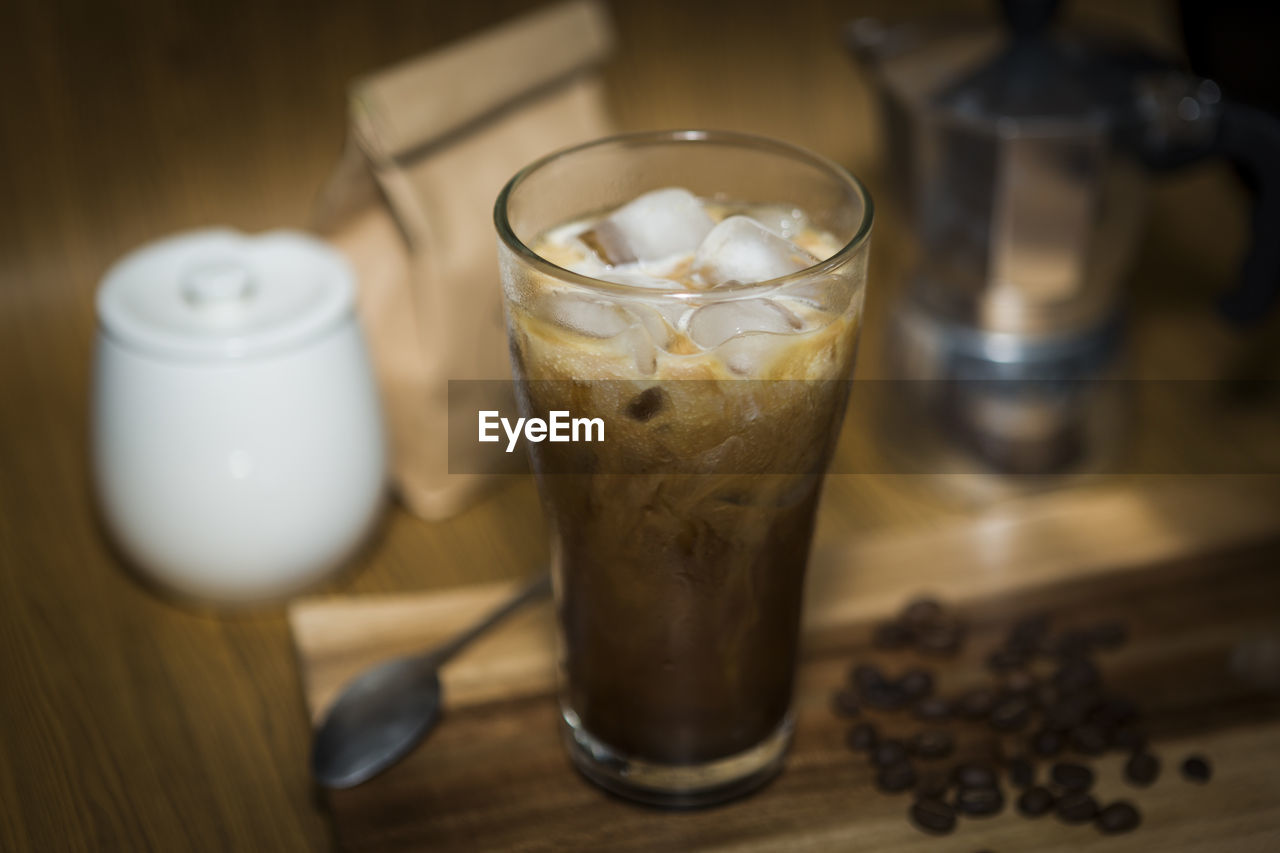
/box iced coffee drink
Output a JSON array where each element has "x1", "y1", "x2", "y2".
[{"x1": 494, "y1": 132, "x2": 872, "y2": 806}]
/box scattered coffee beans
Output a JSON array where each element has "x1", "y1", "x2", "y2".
[{"x1": 831, "y1": 596, "x2": 1214, "y2": 841}]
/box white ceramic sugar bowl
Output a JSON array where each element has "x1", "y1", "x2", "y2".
[{"x1": 91, "y1": 228, "x2": 386, "y2": 605}]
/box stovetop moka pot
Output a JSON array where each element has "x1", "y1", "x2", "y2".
[
  {"x1": 848, "y1": 0, "x2": 1280, "y2": 477},
  {"x1": 849, "y1": 0, "x2": 1280, "y2": 337}
]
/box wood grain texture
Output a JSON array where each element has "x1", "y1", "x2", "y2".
[
  {"x1": 1, "y1": 0, "x2": 1278, "y2": 850},
  {"x1": 290, "y1": 479, "x2": 1280, "y2": 851}
]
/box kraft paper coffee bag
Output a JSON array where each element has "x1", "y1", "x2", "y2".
[{"x1": 313, "y1": 1, "x2": 615, "y2": 519}]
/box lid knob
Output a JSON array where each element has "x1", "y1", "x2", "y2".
[{"x1": 183, "y1": 260, "x2": 255, "y2": 307}]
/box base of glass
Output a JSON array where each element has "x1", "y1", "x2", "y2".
[{"x1": 560, "y1": 706, "x2": 793, "y2": 808}]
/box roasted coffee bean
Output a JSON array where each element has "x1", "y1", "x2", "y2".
[
  {"x1": 1181, "y1": 754, "x2": 1212, "y2": 783},
  {"x1": 1003, "y1": 670, "x2": 1038, "y2": 696},
  {"x1": 1053, "y1": 629, "x2": 1095, "y2": 659},
  {"x1": 952, "y1": 762, "x2": 998, "y2": 789},
  {"x1": 1009, "y1": 612, "x2": 1050, "y2": 645},
  {"x1": 831, "y1": 688, "x2": 861, "y2": 717},
  {"x1": 624, "y1": 387, "x2": 667, "y2": 421},
  {"x1": 910, "y1": 729, "x2": 955, "y2": 760},
  {"x1": 898, "y1": 668, "x2": 935, "y2": 700},
  {"x1": 877, "y1": 760, "x2": 918, "y2": 793},
  {"x1": 1087, "y1": 620, "x2": 1129, "y2": 650},
  {"x1": 1055, "y1": 792, "x2": 1099, "y2": 823},
  {"x1": 902, "y1": 596, "x2": 944, "y2": 626},
  {"x1": 1096, "y1": 800, "x2": 1142, "y2": 834},
  {"x1": 1032, "y1": 683, "x2": 1060, "y2": 710},
  {"x1": 1070, "y1": 724, "x2": 1108, "y2": 756},
  {"x1": 1124, "y1": 751, "x2": 1160, "y2": 787},
  {"x1": 954, "y1": 785, "x2": 1005, "y2": 817},
  {"x1": 909, "y1": 797, "x2": 956, "y2": 835},
  {"x1": 914, "y1": 696, "x2": 952, "y2": 721},
  {"x1": 1031, "y1": 728, "x2": 1065, "y2": 758},
  {"x1": 1007, "y1": 757, "x2": 1035, "y2": 789},
  {"x1": 915, "y1": 773, "x2": 950, "y2": 798},
  {"x1": 1044, "y1": 691, "x2": 1098, "y2": 729},
  {"x1": 917, "y1": 620, "x2": 965, "y2": 656},
  {"x1": 846, "y1": 722, "x2": 878, "y2": 752},
  {"x1": 872, "y1": 739, "x2": 909, "y2": 767},
  {"x1": 986, "y1": 646, "x2": 1026, "y2": 672},
  {"x1": 863, "y1": 683, "x2": 909, "y2": 711},
  {"x1": 1051, "y1": 762, "x2": 1095, "y2": 792},
  {"x1": 851, "y1": 663, "x2": 885, "y2": 692},
  {"x1": 1054, "y1": 658, "x2": 1101, "y2": 693},
  {"x1": 989, "y1": 697, "x2": 1033, "y2": 732},
  {"x1": 988, "y1": 732, "x2": 1029, "y2": 763},
  {"x1": 1090, "y1": 695, "x2": 1138, "y2": 729},
  {"x1": 1017, "y1": 785, "x2": 1056, "y2": 817},
  {"x1": 873, "y1": 621, "x2": 914, "y2": 650},
  {"x1": 991, "y1": 735, "x2": 1025, "y2": 765},
  {"x1": 1110, "y1": 726, "x2": 1147, "y2": 753},
  {"x1": 1035, "y1": 632, "x2": 1065, "y2": 658},
  {"x1": 958, "y1": 688, "x2": 998, "y2": 720}
]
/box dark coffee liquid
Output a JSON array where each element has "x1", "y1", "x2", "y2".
[
  {"x1": 521, "y1": 376, "x2": 852, "y2": 764},
  {"x1": 550, "y1": 473, "x2": 820, "y2": 762}
]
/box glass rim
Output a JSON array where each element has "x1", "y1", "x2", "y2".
[{"x1": 493, "y1": 129, "x2": 874, "y2": 300}]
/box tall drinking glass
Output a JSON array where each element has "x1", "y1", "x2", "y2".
[{"x1": 494, "y1": 130, "x2": 872, "y2": 806}]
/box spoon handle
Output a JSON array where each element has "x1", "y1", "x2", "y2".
[{"x1": 424, "y1": 573, "x2": 552, "y2": 667}]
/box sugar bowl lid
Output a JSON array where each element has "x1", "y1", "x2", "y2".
[{"x1": 97, "y1": 228, "x2": 355, "y2": 361}]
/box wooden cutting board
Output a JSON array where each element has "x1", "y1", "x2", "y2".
[{"x1": 289, "y1": 479, "x2": 1280, "y2": 852}]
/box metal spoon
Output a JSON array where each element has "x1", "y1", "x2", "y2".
[{"x1": 311, "y1": 573, "x2": 552, "y2": 788}]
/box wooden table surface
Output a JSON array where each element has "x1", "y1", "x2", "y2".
[{"x1": 2, "y1": 0, "x2": 1277, "y2": 850}]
